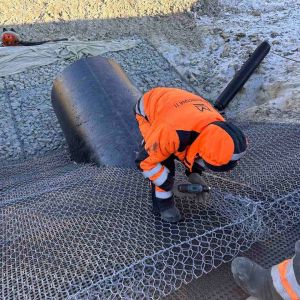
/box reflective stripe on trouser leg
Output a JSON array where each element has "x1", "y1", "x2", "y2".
[
  {"x1": 271, "y1": 259, "x2": 300, "y2": 300},
  {"x1": 155, "y1": 186, "x2": 173, "y2": 199},
  {"x1": 143, "y1": 163, "x2": 163, "y2": 178},
  {"x1": 152, "y1": 166, "x2": 169, "y2": 186},
  {"x1": 143, "y1": 164, "x2": 170, "y2": 187}
]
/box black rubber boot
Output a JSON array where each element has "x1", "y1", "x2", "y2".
[
  {"x1": 151, "y1": 186, "x2": 182, "y2": 223},
  {"x1": 155, "y1": 197, "x2": 182, "y2": 223},
  {"x1": 231, "y1": 257, "x2": 281, "y2": 300},
  {"x1": 232, "y1": 240, "x2": 300, "y2": 299}
]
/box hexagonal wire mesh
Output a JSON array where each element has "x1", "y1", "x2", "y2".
[{"x1": 0, "y1": 121, "x2": 299, "y2": 299}]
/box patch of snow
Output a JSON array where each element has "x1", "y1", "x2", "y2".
[{"x1": 155, "y1": 0, "x2": 300, "y2": 123}]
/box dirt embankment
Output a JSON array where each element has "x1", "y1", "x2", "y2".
[
  {"x1": 1, "y1": 0, "x2": 299, "y2": 123},
  {"x1": 1, "y1": 0, "x2": 197, "y2": 23},
  {"x1": 0, "y1": 0, "x2": 201, "y2": 47}
]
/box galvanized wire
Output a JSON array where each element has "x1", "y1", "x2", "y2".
[{"x1": 0, "y1": 122, "x2": 299, "y2": 299}]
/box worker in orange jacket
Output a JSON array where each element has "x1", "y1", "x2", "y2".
[
  {"x1": 232, "y1": 240, "x2": 300, "y2": 300},
  {"x1": 135, "y1": 87, "x2": 247, "y2": 222}
]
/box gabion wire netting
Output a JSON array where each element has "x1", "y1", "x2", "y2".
[{"x1": 0, "y1": 121, "x2": 299, "y2": 299}]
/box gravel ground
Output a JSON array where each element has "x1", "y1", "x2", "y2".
[
  {"x1": 0, "y1": 2, "x2": 299, "y2": 299},
  {"x1": 0, "y1": 40, "x2": 193, "y2": 161},
  {"x1": 1, "y1": 0, "x2": 299, "y2": 159},
  {"x1": 0, "y1": 85, "x2": 22, "y2": 160},
  {"x1": 1, "y1": 0, "x2": 299, "y2": 124},
  {"x1": 4, "y1": 63, "x2": 69, "y2": 157},
  {"x1": 1, "y1": 0, "x2": 196, "y2": 24},
  {"x1": 0, "y1": 1, "x2": 202, "y2": 50}
]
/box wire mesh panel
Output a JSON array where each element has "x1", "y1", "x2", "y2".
[
  {"x1": 203, "y1": 121, "x2": 300, "y2": 237},
  {"x1": 213, "y1": 122, "x2": 300, "y2": 198},
  {"x1": 0, "y1": 121, "x2": 299, "y2": 299}
]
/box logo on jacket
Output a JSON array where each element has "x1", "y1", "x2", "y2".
[
  {"x1": 174, "y1": 98, "x2": 199, "y2": 108},
  {"x1": 193, "y1": 103, "x2": 211, "y2": 112}
]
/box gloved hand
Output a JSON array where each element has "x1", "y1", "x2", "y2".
[
  {"x1": 173, "y1": 173, "x2": 210, "y2": 205},
  {"x1": 188, "y1": 173, "x2": 210, "y2": 205},
  {"x1": 185, "y1": 160, "x2": 205, "y2": 177}
]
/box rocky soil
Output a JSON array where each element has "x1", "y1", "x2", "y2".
[
  {"x1": 1, "y1": 0, "x2": 299, "y2": 123},
  {"x1": 0, "y1": 0, "x2": 202, "y2": 49},
  {"x1": 0, "y1": 0, "x2": 299, "y2": 161}
]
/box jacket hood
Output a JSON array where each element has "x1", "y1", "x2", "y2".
[{"x1": 185, "y1": 121, "x2": 247, "y2": 171}]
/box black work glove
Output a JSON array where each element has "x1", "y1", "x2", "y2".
[{"x1": 185, "y1": 162, "x2": 204, "y2": 177}]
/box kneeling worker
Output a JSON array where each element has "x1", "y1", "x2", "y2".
[{"x1": 135, "y1": 87, "x2": 247, "y2": 223}]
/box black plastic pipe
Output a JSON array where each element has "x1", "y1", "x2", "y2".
[
  {"x1": 51, "y1": 56, "x2": 142, "y2": 167},
  {"x1": 214, "y1": 40, "x2": 271, "y2": 111}
]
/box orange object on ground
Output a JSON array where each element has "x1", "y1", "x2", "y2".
[
  {"x1": 1, "y1": 29, "x2": 20, "y2": 46},
  {"x1": 1, "y1": 28, "x2": 67, "y2": 47}
]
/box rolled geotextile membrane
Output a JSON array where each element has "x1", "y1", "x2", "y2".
[
  {"x1": 51, "y1": 56, "x2": 142, "y2": 167},
  {"x1": 214, "y1": 41, "x2": 271, "y2": 111}
]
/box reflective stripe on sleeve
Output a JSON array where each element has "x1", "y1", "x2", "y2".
[
  {"x1": 286, "y1": 258, "x2": 300, "y2": 297},
  {"x1": 135, "y1": 96, "x2": 146, "y2": 117},
  {"x1": 135, "y1": 102, "x2": 140, "y2": 115},
  {"x1": 231, "y1": 151, "x2": 246, "y2": 161},
  {"x1": 139, "y1": 96, "x2": 145, "y2": 117},
  {"x1": 143, "y1": 163, "x2": 163, "y2": 178},
  {"x1": 271, "y1": 259, "x2": 300, "y2": 300}
]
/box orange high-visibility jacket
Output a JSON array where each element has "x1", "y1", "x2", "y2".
[
  {"x1": 135, "y1": 87, "x2": 233, "y2": 186},
  {"x1": 271, "y1": 258, "x2": 300, "y2": 300}
]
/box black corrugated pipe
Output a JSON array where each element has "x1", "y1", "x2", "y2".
[
  {"x1": 214, "y1": 40, "x2": 271, "y2": 111},
  {"x1": 51, "y1": 56, "x2": 142, "y2": 167}
]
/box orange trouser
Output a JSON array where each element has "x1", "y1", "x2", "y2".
[{"x1": 135, "y1": 112, "x2": 175, "y2": 200}]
